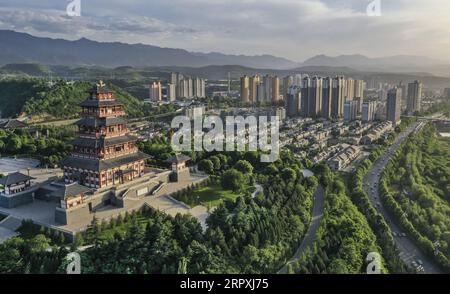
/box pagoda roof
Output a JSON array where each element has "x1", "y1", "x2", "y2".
[
  {"x1": 69, "y1": 134, "x2": 138, "y2": 148},
  {"x1": 166, "y1": 154, "x2": 191, "y2": 163},
  {"x1": 89, "y1": 81, "x2": 113, "y2": 94},
  {"x1": 50, "y1": 182, "x2": 92, "y2": 199},
  {"x1": 80, "y1": 99, "x2": 124, "y2": 108},
  {"x1": 75, "y1": 117, "x2": 127, "y2": 127},
  {"x1": 0, "y1": 119, "x2": 27, "y2": 129},
  {"x1": 0, "y1": 172, "x2": 35, "y2": 186},
  {"x1": 60, "y1": 151, "x2": 151, "y2": 171}
]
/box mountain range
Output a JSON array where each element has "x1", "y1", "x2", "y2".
[
  {"x1": 0, "y1": 30, "x2": 296, "y2": 69},
  {"x1": 1, "y1": 30, "x2": 450, "y2": 76}
]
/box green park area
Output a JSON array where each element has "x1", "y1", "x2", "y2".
[{"x1": 177, "y1": 183, "x2": 255, "y2": 208}]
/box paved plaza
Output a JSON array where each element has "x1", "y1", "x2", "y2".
[{"x1": 0, "y1": 172, "x2": 210, "y2": 236}]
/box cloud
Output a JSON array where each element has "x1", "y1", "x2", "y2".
[
  {"x1": 0, "y1": 7, "x2": 199, "y2": 41},
  {"x1": 0, "y1": 0, "x2": 449, "y2": 61}
]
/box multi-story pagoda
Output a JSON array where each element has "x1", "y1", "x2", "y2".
[{"x1": 60, "y1": 81, "x2": 150, "y2": 189}]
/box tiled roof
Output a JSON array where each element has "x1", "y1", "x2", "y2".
[
  {"x1": 166, "y1": 154, "x2": 191, "y2": 163},
  {"x1": 0, "y1": 172, "x2": 35, "y2": 186},
  {"x1": 50, "y1": 182, "x2": 92, "y2": 199},
  {"x1": 60, "y1": 151, "x2": 151, "y2": 171},
  {"x1": 75, "y1": 117, "x2": 127, "y2": 127},
  {"x1": 69, "y1": 135, "x2": 138, "y2": 148},
  {"x1": 80, "y1": 99, "x2": 124, "y2": 108},
  {"x1": 0, "y1": 119, "x2": 27, "y2": 129}
]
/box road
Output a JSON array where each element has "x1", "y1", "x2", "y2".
[
  {"x1": 363, "y1": 122, "x2": 443, "y2": 274},
  {"x1": 278, "y1": 185, "x2": 325, "y2": 274},
  {"x1": 251, "y1": 184, "x2": 263, "y2": 198}
]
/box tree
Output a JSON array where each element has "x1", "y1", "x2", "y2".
[
  {"x1": 198, "y1": 159, "x2": 214, "y2": 174},
  {"x1": 221, "y1": 169, "x2": 246, "y2": 192},
  {"x1": 234, "y1": 160, "x2": 254, "y2": 174},
  {"x1": 209, "y1": 156, "x2": 221, "y2": 171},
  {"x1": 282, "y1": 168, "x2": 297, "y2": 181}
]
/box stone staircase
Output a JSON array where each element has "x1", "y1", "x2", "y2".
[
  {"x1": 0, "y1": 215, "x2": 23, "y2": 231},
  {"x1": 0, "y1": 215, "x2": 22, "y2": 243}
]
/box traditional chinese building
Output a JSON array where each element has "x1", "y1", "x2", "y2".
[
  {"x1": 0, "y1": 172, "x2": 37, "y2": 208},
  {"x1": 60, "y1": 81, "x2": 151, "y2": 189},
  {"x1": 166, "y1": 154, "x2": 191, "y2": 182},
  {"x1": 51, "y1": 182, "x2": 92, "y2": 210},
  {"x1": 0, "y1": 172, "x2": 35, "y2": 196}
]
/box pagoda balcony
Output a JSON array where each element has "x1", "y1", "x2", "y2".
[
  {"x1": 81, "y1": 110, "x2": 125, "y2": 118},
  {"x1": 101, "y1": 148, "x2": 139, "y2": 160},
  {"x1": 78, "y1": 130, "x2": 128, "y2": 139},
  {"x1": 98, "y1": 110, "x2": 125, "y2": 118}
]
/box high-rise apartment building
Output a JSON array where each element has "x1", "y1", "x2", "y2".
[
  {"x1": 263, "y1": 75, "x2": 272, "y2": 102},
  {"x1": 346, "y1": 78, "x2": 355, "y2": 101},
  {"x1": 249, "y1": 75, "x2": 260, "y2": 103},
  {"x1": 193, "y1": 77, "x2": 206, "y2": 98},
  {"x1": 354, "y1": 80, "x2": 365, "y2": 100},
  {"x1": 283, "y1": 76, "x2": 294, "y2": 100},
  {"x1": 309, "y1": 76, "x2": 323, "y2": 117},
  {"x1": 293, "y1": 74, "x2": 303, "y2": 86},
  {"x1": 362, "y1": 101, "x2": 377, "y2": 122},
  {"x1": 272, "y1": 76, "x2": 280, "y2": 102},
  {"x1": 407, "y1": 80, "x2": 423, "y2": 114},
  {"x1": 179, "y1": 79, "x2": 190, "y2": 99},
  {"x1": 240, "y1": 75, "x2": 250, "y2": 102},
  {"x1": 286, "y1": 86, "x2": 301, "y2": 117},
  {"x1": 321, "y1": 77, "x2": 333, "y2": 119},
  {"x1": 169, "y1": 72, "x2": 205, "y2": 100},
  {"x1": 150, "y1": 81, "x2": 162, "y2": 101},
  {"x1": 344, "y1": 100, "x2": 359, "y2": 121},
  {"x1": 387, "y1": 87, "x2": 402, "y2": 124},
  {"x1": 300, "y1": 76, "x2": 311, "y2": 117},
  {"x1": 167, "y1": 83, "x2": 176, "y2": 101},
  {"x1": 332, "y1": 76, "x2": 346, "y2": 118}
]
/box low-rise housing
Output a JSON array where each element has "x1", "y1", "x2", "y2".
[{"x1": 327, "y1": 145, "x2": 362, "y2": 171}]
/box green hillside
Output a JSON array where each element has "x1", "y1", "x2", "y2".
[{"x1": 0, "y1": 77, "x2": 151, "y2": 120}]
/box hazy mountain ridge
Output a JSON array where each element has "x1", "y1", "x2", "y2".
[
  {"x1": 303, "y1": 54, "x2": 450, "y2": 76},
  {"x1": 0, "y1": 30, "x2": 298, "y2": 69}
]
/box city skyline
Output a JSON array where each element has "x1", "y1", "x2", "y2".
[{"x1": 0, "y1": 0, "x2": 450, "y2": 62}]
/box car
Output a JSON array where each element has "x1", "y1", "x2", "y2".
[
  {"x1": 401, "y1": 233, "x2": 407, "y2": 237},
  {"x1": 417, "y1": 259, "x2": 423, "y2": 266},
  {"x1": 393, "y1": 232, "x2": 398, "y2": 237},
  {"x1": 411, "y1": 261, "x2": 418, "y2": 267}
]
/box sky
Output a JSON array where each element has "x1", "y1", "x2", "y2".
[{"x1": 0, "y1": 0, "x2": 449, "y2": 62}]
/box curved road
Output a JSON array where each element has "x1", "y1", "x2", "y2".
[
  {"x1": 364, "y1": 122, "x2": 443, "y2": 274},
  {"x1": 278, "y1": 185, "x2": 325, "y2": 274}
]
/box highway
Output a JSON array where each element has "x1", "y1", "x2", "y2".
[
  {"x1": 278, "y1": 185, "x2": 325, "y2": 274},
  {"x1": 363, "y1": 122, "x2": 443, "y2": 274}
]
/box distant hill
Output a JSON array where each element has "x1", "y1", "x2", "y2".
[
  {"x1": 2, "y1": 62, "x2": 450, "y2": 91},
  {"x1": 0, "y1": 30, "x2": 298, "y2": 69},
  {"x1": 302, "y1": 54, "x2": 450, "y2": 77},
  {"x1": 0, "y1": 78, "x2": 149, "y2": 120}
]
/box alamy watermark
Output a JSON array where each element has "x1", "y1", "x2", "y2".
[
  {"x1": 366, "y1": 0, "x2": 382, "y2": 17},
  {"x1": 66, "y1": 0, "x2": 81, "y2": 17},
  {"x1": 66, "y1": 252, "x2": 81, "y2": 274},
  {"x1": 366, "y1": 252, "x2": 381, "y2": 274},
  {"x1": 171, "y1": 108, "x2": 280, "y2": 163}
]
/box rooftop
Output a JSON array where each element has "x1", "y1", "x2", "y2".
[
  {"x1": 0, "y1": 172, "x2": 35, "y2": 186},
  {"x1": 0, "y1": 119, "x2": 27, "y2": 129},
  {"x1": 166, "y1": 154, "x2": 191, "y2": 164},
  {"x1": 50, "y1": 182, "x2": 93, "y2": 199},
  {"x1": 60, "y1": 151, "x2": 152, "y2": 171}
]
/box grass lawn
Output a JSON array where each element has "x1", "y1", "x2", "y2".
[{"x1": 177, "y1": 184, "x2": 255, "y2": 208}]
